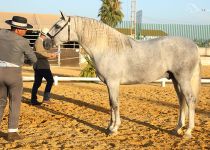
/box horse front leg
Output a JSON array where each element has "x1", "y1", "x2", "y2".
[
  {"x1": 106, "y1": 80, "x2": 121, "y2": 135},
  {"x1": 172, "y1": 77, "x2": 187, "y2": 135}
]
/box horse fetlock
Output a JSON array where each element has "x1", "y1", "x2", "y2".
[
  {"x1": 108, "y1": 124, "x2": 114, "y2": 131},
  {"x1": 176, "y1": 128, "x2": 183, "y2": 135},
  {"x1": 177, "y1": 122, "x2": 185, "y2": 129},
  {"x1": 174, "y1": 124, "x2": 185, "y2": 135}
]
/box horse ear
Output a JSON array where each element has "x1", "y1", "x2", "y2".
[{"x1": 60, "y1": 10, "x2": 65, "y2": 20}]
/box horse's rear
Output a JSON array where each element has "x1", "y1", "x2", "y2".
[
  {"x1": 160, "y1": 36, "x2": 201, "y2": 99},
  {"x1": 159, "y1": 36, "x2": 201, "y2": 138}
]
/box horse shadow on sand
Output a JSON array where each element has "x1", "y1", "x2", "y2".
[
  {"x1": 70, "y1": 84, "x2": 210, "y2": 117},
  {"x1": 23, "y1": 86, "x2": 208, "y2": 137}
]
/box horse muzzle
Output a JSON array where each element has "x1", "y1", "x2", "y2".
[{"x1": 43, "y1": 38, "x2": 53, "y2": 50}]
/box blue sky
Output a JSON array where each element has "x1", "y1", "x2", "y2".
[{"x1": 0, "y1": 0, "x2": 210, "y2": 24}]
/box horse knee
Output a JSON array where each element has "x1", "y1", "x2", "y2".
[
  {"x1": 110, "y1": 100, "x2": 118, "y2": 110},
  {"x1": 185, "y1": 94, "x2": 196, "y2": 107}
]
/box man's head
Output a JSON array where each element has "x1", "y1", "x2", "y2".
[
  {"x1": 40, "y1": 28, "x2": 49, "y2": 36},
  {"x1": 5, "y1": 16, "x2": 33, "y2": 36},
  {"x1": 40, "y1": 28, "x2": 49, "y2": 39}
]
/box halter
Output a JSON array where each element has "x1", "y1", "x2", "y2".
[{"x1": 47, "y1": 17, "x2": 71, "y2": 41}]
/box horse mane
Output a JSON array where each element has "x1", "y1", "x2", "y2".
[{"x1": 73, "y1": 16, "x2": 133, "y2": 52}]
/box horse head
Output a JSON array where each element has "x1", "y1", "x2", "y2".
[{"x1": 47, "y1": 12, "x2": 78, "y2": 46}]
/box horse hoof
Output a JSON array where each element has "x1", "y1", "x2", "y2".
[
  {"x1": 171, "y1": 129, "x2": 182, "y2": 136},
  {"x1": 176, "y1": 128, "x2": 183, "y2": 135},
  {"x1": 106, "y1": 129, "x2": 118, "y2": 136},
  {"x1": 107, "y1": 126, "x2": 114, "y2": 132},
  {"x1": 183, "y1": 133, "x2": 192, "y2": 139}
]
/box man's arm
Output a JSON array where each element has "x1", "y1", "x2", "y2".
[
  {"x1": 34, "y1": 38, "x2": 50, "y2": 58},
  {"x1": 23, "y1": 41, "x2": 37, "y2": 64},
  {"x1": 34, "y1": 38, "x2": 57, "y2": 59}
]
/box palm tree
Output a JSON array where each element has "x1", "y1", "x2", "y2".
[{"x1": 98, "y1": 0, "x2": 124, "y2": 27}]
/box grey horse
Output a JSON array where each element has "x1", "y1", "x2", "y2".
[{"x1": 47, "y1": 13, "x2": 201, "y2": 138}]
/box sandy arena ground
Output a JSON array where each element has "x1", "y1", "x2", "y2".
[{"x1": 0, "y1": 66, "x2": 209, "y2": 149}]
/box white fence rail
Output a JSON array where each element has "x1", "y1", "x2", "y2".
[{"x1": 23, "y1": 76, "x2": 210, "y2": 87}]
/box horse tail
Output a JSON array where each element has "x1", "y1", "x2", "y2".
[{"x1": 191, "y1": 58, "x2": 201, "y2": 101}]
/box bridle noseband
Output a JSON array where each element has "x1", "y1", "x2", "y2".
[{"x1": 47, "y1": 17, "x2": 71, "y2": 42}]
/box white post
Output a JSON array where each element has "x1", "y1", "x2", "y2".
[
  {"x1": 131, "y1": 0, "x2": 136, "y2": 39},
  {"x1": 58, "y1": 45, "x2": 61, "y2": 67},
  {"x1": 54, "y1": 76, "x2": 58, "y2": 86},
  {"x1": 161, "y1": 78, "x2": 166, "y2": 87}
]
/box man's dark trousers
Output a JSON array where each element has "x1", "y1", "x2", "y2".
[{"x1": 31, "y1": 69, "x2": 54, "y2": 101}]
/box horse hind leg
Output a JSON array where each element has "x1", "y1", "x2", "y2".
[
  {"x1": 172, "y1": 62, "x2": 200, "y2": 138},
  {"x1": 171, "y1": 75, "x2": 187, "y2": 135},
  {"x1": 179, "y1": 80, "x2": 196, "y2": 138},
  {"x1": 184, "y1": 62, "x2": 201, "y2": 138},
  {"x1": 176, "y1": 72, "x2": 200, "y2": 138}
]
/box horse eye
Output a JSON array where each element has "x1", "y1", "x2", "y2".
[{"x1": 55, "y1": 24, "x2": 61, "y2": 29}]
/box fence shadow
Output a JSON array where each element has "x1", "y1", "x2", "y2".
[{"x1": 0, "y1": 131, "x2": 7, "y2": 141}]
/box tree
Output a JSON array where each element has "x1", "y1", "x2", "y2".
[{"x1": 98, "y1": 0, "x2": 124, "y2": 27}]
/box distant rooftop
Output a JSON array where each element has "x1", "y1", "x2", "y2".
[{"x1": 0, "y1": 12, "x2": 60, "y2": 30}]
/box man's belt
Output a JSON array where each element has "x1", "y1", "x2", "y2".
[{"x1": 0, "y1": 61, "x2": 19, "y2": 67}]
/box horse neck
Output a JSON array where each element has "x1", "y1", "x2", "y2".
[{"x1": 74, "y1": 17, "x2": 131, "y2": 58}]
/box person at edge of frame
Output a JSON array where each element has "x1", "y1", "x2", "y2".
[{"x1": 0, "y1": 16, "x2": 37, "y2": 142}]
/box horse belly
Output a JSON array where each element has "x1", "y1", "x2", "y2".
[{"x1": 120, "y1": 66, "x2": 166, "y2": 85}]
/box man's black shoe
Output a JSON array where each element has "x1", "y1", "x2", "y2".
[
  {"x1": 31, "y1": 100, "x2": 42, "y2": 105},
  {"x1": 7, "y1": 132, "x2": 23, "y2": 142}
]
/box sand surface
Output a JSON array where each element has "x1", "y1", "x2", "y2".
[{"x1": 0, "y1": 66, "x2": 209, "y2": 149}]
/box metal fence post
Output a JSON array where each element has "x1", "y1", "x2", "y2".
[
  {"x1": 58, "y1": 45, "x2": 61, "y2": 66},
  {"x1": 162, "y1": 78, "x2": 166, "y2": 87}
]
